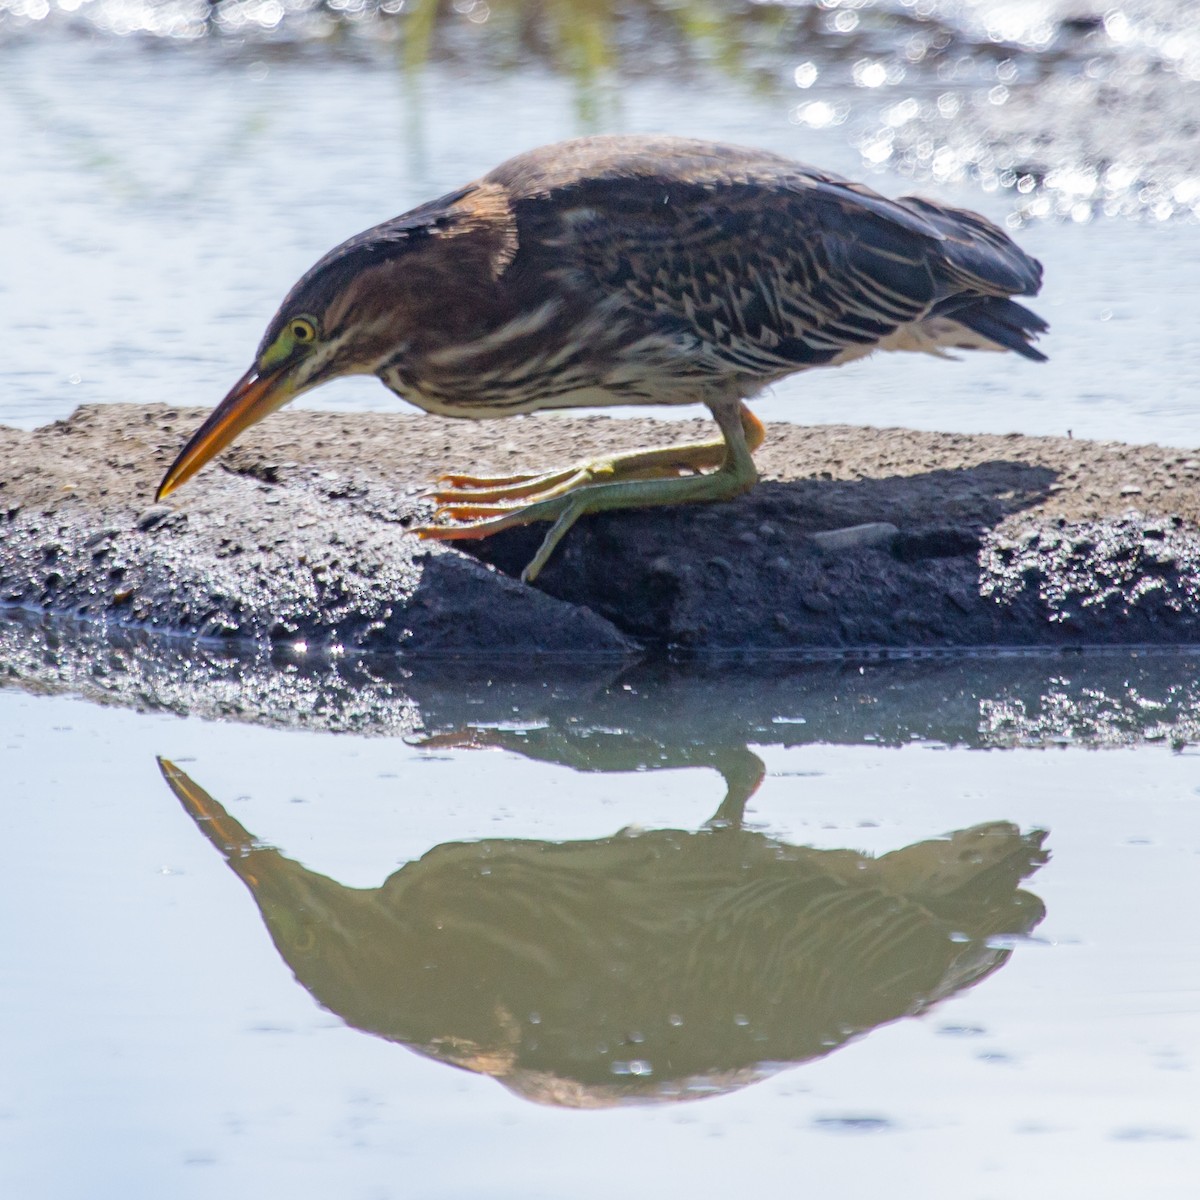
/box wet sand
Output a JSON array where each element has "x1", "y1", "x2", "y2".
[{"x1": 2, "y1": 403, "x2": 1199, "y2": 654}]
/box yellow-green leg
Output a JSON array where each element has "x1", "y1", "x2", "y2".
[
  {"x1": 417, "y1": 401, "x2": 762, "y2": 583},
  {"x1": 433, "y1": 403, "x2": 765, "y2": 505}
]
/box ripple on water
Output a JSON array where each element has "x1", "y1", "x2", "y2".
[{"x1": 812, "y1": 1115, "x2": 896, "y2": 1133}]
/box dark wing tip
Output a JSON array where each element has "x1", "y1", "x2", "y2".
[
  {"x1": 898, "y1": 195, "x2": 1044, "y2": 297},
  {"x1": 954, "y1": 297, "x2": 1049, "y2": 361}
]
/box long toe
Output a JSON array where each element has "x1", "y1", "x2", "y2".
[
  {"x1": 433, "y1": 467, "x2": 586, "y2": 505},
  {"x1": 435, "y1": 501, "x2": 536, "y2": 520},
  {"x1": 435, "y1": 469, "x2": 546, "y2": 488},
  {"x1": 415, "y1": 509, "x2": 541, "y2": 541}
]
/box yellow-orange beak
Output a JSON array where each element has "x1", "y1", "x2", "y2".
[{"x1": 155, "y1": 363, "x2": 298, "y2": 502}]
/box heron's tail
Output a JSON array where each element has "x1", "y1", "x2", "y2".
[{"x1": 933, "y1": 295, "x2": 1049, "y2": 362}]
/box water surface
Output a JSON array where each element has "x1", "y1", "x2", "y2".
[
  {"x1": 2, "y1": 9, "x2": 1199, "y2": 443},
  {"x1": 3, "y1": 635, "x2": 1200, "y2": 1197}
]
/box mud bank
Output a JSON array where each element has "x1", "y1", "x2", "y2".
[{"x1": 3, "y1": 404, "x2": 1200, "y2": 655}]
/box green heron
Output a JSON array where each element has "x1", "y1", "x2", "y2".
[{"x1": 157, "y1": 135, "x2": 1047, "y2": 582}]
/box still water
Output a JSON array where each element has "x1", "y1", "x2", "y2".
[
  {"x1": 3, "y1": 13, "x2": 1200, "y2": 442},
  {"x1": 3, "y1": 3, "x2": 1200, "y2": 1196},
  {"x1": 3, "y1": 636, "x2": 1200, "y2": 1197}
]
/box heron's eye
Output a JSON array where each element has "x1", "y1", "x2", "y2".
[{"x1": 290, "y1": 317, "x2": 317, "y2": 344}]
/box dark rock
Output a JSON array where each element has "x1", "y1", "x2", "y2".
[
  {"x1": 810, "y1": 522, "x2": 898, "y2": 553},
  {"x1": 136, "y1": 504, "x2": 176, "y2": 531}
]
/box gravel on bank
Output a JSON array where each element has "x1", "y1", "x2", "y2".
[{"x1": 2, "y1": 403, "x2": 1199, "y2": 654}]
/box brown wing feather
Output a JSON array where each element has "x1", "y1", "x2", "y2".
[
  {"x1": 514, "y1": 174, "x2": 934, "y2": 378},
  {"x1": 487, "y1": 136, "x2": 1044, "y2": 378}
]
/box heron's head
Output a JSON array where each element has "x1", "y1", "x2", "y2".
[
  {"x1": 155, "y1": 184, "x2": 515, "y2": 503},
  {"x1": 154, "y1": 227, "x2": 427, "y2": 502}
]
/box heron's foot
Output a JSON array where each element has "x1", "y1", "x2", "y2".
[
  {"x1": 431, "y1": 402, "x2": 766, "y2": 508},
  {"x1": 432, "y1": 438, "x2": 729, "y2": 507},
  {"x1": 417, "y1": 459, "x2": 757, "y2": 583},
  {"x1": 418, "y1": 402, "x2": 763, "y2": 582}
]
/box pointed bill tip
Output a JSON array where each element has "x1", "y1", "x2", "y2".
[{"x1": 155, "y1": 364, "x2": 295, "y2": 502}]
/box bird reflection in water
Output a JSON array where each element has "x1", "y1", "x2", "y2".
[{"x1": 159, "y1": 748, "x2": 1047, "y2": 1108}]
